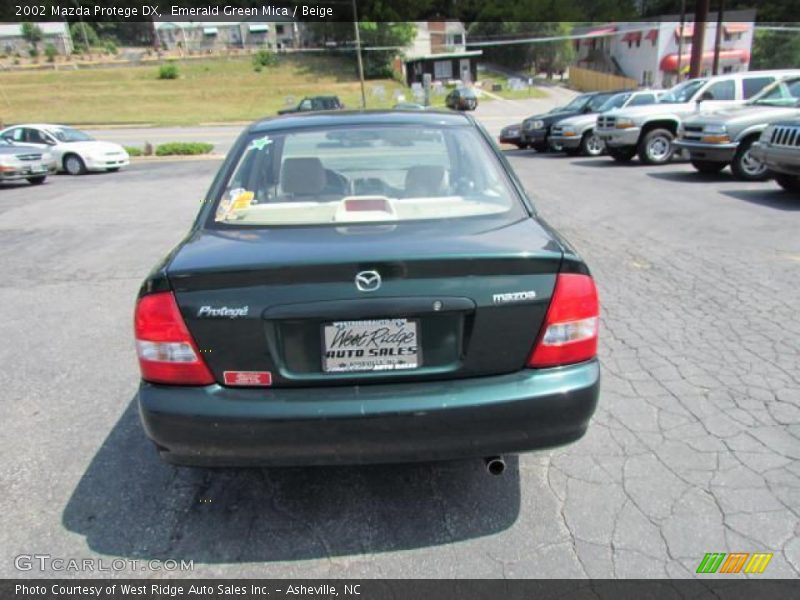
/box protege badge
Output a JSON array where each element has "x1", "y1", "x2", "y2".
[
  {"x1": 197, "y1": 305, "x2": 249, "y2": 318},
  {"x1": 493, "y1": 290, "x2": 537, "y2": 305}
]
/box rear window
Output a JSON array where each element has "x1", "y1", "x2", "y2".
[{"x1": 212, "y1": 125, "x2": 523, "y2": 227}]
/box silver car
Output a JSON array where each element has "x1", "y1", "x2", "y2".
[
  {"x1": 549, "y1": 90, "x2": 664, "y2": 156},
  {"x1": 0, "y1": 138, "x2": 55, "y2": 185},
  {"x1": 751, "y1": 120, "x2": 800, "y2": 193},
  {"x1": 675, "y1": 76, "x2": 800, "y2": 180}
]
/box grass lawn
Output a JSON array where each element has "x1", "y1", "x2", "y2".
[{"x1": 0, "y1": 54, "x2": 408, "y2": 127}]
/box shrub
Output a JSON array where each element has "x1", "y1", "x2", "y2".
[
  {"x1": 44, "y1": 44, "x2": 57, "y2": 63},
  {"x1": 252, "y1": 49, "x2": 277, "y2": 69},
  {"x1": 28, "y1": 47, "x2": 38, "y2": 58},
  {"x1": 154, "y1": 142, "x2": 214, "y2": 156},
  {"x1": 124, "y1": 146, "x2": 142, "y2": 157},
  {"x1": 157, "y1": 63, "x2": 179, "y2": 80},
  {"x1": 104, "y1": 41, "x2": 118, "y2": 55}
]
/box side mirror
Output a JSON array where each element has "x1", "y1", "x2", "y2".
[{"x1": 582, "y1": 105, "x2": 593, "y2": 113}]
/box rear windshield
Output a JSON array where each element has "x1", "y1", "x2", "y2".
[{"x1": 211, "y1": 125, "x2": 523, "y2": 227}]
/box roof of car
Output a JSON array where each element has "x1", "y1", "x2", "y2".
[{"x1": 250, "y1": 110, "x2": 473, "y2": 133}]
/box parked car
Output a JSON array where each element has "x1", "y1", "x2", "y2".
[
  {"x1": 520, "y1": 90, "x2": 627, "y2": 152},
  {"x1": 675, "y1": 75, "x2": 800, "y2": 180},
  {"x1": 549, "y1": 90, "x2": 664, "y2": 156},
  {"x1": 751, "y1": 119, "x2": 800, "y2": 193},
  {"x1": 445, "y1": 87, "x2": 478, "y2": 111},
  {"x1": 0, "y1": 124, "x2": 129, "y2": 175},
  {"x1": 498, "y1": 123, "x2": 526, "y2": 148},
  {"x1": 134, "y1": 110, "x2": 600, "y2": 468},
  {"x1": 596, "y1": 70, "x2": 800, "y2": 165},
  {"x1": 277, "y1": 95, "x2": 344, "y2": 115},
  {"x1": 0, "y1": 138, "x2": 55, "y2": 185}
]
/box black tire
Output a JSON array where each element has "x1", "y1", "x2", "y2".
[
  {"x1": 531, "y1": 142, "x2": 549, "y2": 153},
  {"x1": 607, "y1": 146, "x2": 636, "y2": 162},
  {"x1": 27, "y1": 176, "x2": 46, "y2": 185},
  {"x1": 690, "y1": 159, "x2": 726, "y2": 174},
  {"x1": 774, "y1": 173, "x2": 800, "y2": 193},
  {"x1": 638, "y1": 128, "x2": 675, "y2": 165},
  {"x1": 63, "y1": 154, "x2": 86, "y2": 176},
  {"x1": 579, "y1": 130, "x2": 604, "y2": 157},
  {"x1": 564, "y1": 147, "x2": 581, "y2": 156},
  {"x1": 730, "y1": 137, "x2": 768, "y2": 181}
]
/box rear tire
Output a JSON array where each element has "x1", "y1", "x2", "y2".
[
  {"x1": 580, "y1": 130, "x2": 604, "y2": 156},
  {"x1": 690, "y1": 160, "x2": 726, "y2": 174},
  {"x1": 607, "y1": 146, "x2": 636, "y2": 162},
  {"x1": 564, "y1": 147, "x2": 581, "y2": 156},
  {"x1": 63, "y1": 154, "x2": 86, "y2": 176},
  {"x1": 27, "y1": 176, "x2": 46, "y2": 185},
  {"x1": 638, "y1": 128, "x2": 675, "y2": 165},
  {"x1": 774, "y1": 173, "x2": 800, "y2": 193},
  {"x1": 730, "y1": 138, "x2": 768, "y2": 181}
]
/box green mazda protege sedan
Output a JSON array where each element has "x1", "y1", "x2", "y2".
[{"x1": 134, "y1": 110, "x2": 600, "y2": 471}]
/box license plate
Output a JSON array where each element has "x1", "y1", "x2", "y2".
[{"x1": 322, "y1": 318, "x2": 419, "y2": 373}]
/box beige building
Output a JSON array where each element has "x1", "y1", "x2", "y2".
[{"x1": 0, "y1": 22, "x2": 73, "y2": 56}]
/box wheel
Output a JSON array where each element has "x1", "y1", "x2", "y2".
[
  {"x1": 564, "y1": 147, "x2": 581, "y2": 156},
  {"x1": 638, "y1": 128, "x2": 675, "y2": 165},
  {"x1": 607, "y1": 146, "x2": 636, "y2": 162},
  {"x1": 730, "y1": 138, "x2": 768, "y2": 181},
  {"x1": 63, "y1": 154, "x2": 86, "y2": 175},
  {"x1": 26, "y1": 176, "x2": 46, "y2": 185},
  {"x1": 579, "y1": 130, "x2": 604, "y2": 157},
  {"x1": 774, "y1": 173, "x2": 800, "y2": 193},
  {"x1": 690, "y1": 160, "x2": 726, "y2": 174},
  {"x1": 531, "y1": 142, "x2": 549, "y2": 153}
]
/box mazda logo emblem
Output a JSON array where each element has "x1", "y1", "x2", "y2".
[{"x1": 355, "y1": 270, "x2": 381, "y2": 292}]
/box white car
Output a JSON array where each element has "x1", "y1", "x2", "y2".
[{"x1": 0, "y1": 124, "x2": 129, "y2": 175}]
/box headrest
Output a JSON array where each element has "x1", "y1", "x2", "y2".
[
  {"x1": 281, "y1": 157, "x2": 326, "y2": 196},
  {"x1": 405, "y1": 165, "x2": 446, "y2": 197}
]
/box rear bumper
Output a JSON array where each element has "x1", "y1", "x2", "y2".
[
  {"x1": 139, "y1": 361, "x2": 600, "y2": 467},
  {"x1": 673, "y1": 139, "x2": 737, "y2": 162}
]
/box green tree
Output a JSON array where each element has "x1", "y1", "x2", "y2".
[
  {"x1": 21, "y1": 22, "x2": 43, "y2": 53},
  {"x1": 751, "y1": 29, "x2": 800, "y2": 70},
  {"x1": 69, "y1": 22, "x2": 99, "y2": 52}
]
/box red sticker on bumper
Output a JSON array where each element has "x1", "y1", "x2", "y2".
[{"x1": 223, "y1": 371, "x2": 272, "y2": 386}]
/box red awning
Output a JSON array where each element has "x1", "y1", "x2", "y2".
[
  {"x1": 724, "y1": 23, "x2": 750, "y2": 34},
  {"x1": 675, "y1": 24, "x2": 695, "y2": 38},
  {"x1": 588, "y1": 26, "x2": 617, "y2": 36},
  {"x1": 621, "y1": 31, "x2": 642, "y2": 42},
  {"x1": 645, "y1": 29, "x2": 658, "y2": 41},
  {"x1": 660, "y1": 49, "x2": 750, "y2": 71}
]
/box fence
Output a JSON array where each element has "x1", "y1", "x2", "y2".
[{"x1": 569, "y1": 66, "x2": 638, "y2": 92}]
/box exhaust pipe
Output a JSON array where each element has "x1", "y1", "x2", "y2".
[{"x1": 484, "y1": 455, "x2": 506, "y2": 476}]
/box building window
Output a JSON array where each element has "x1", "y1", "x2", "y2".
[
  {"x1": 433, "y1": 60, "x2": 453, "y2": 80},
  {"x1": 635, "y1": 39, "x2": 640, "y2": 48},
  {"x1": 276, "y1": 25, "x2": 285, "y2": 35},
  {"x1": 722, "y1": 65, "x2": 733, "y2": 74}
]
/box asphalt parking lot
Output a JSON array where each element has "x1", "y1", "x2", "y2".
[{"x1": 1, "y1": 136, "x2": 799, "y2": 578}]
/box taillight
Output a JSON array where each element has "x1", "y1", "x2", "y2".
[
  {"x1": 528, "y1": 273, "x2": 599, "y2": 368},
  {"x1": 134, "y1": 292, "x2": 214, "y2": 385}
]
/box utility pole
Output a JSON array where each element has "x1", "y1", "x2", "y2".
[
  {"x1": 689, "y1": 0, "x2": 710, "y2": 79},
  {"x1": 676, "y1": 0, "x2": 686, "y2": 80},
  {"x1": 352, "y1": 0, "x2": 367, "y2": 109},
  {"x1": 712, "y1": 0, "x2": 725, "y2": 75}
]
